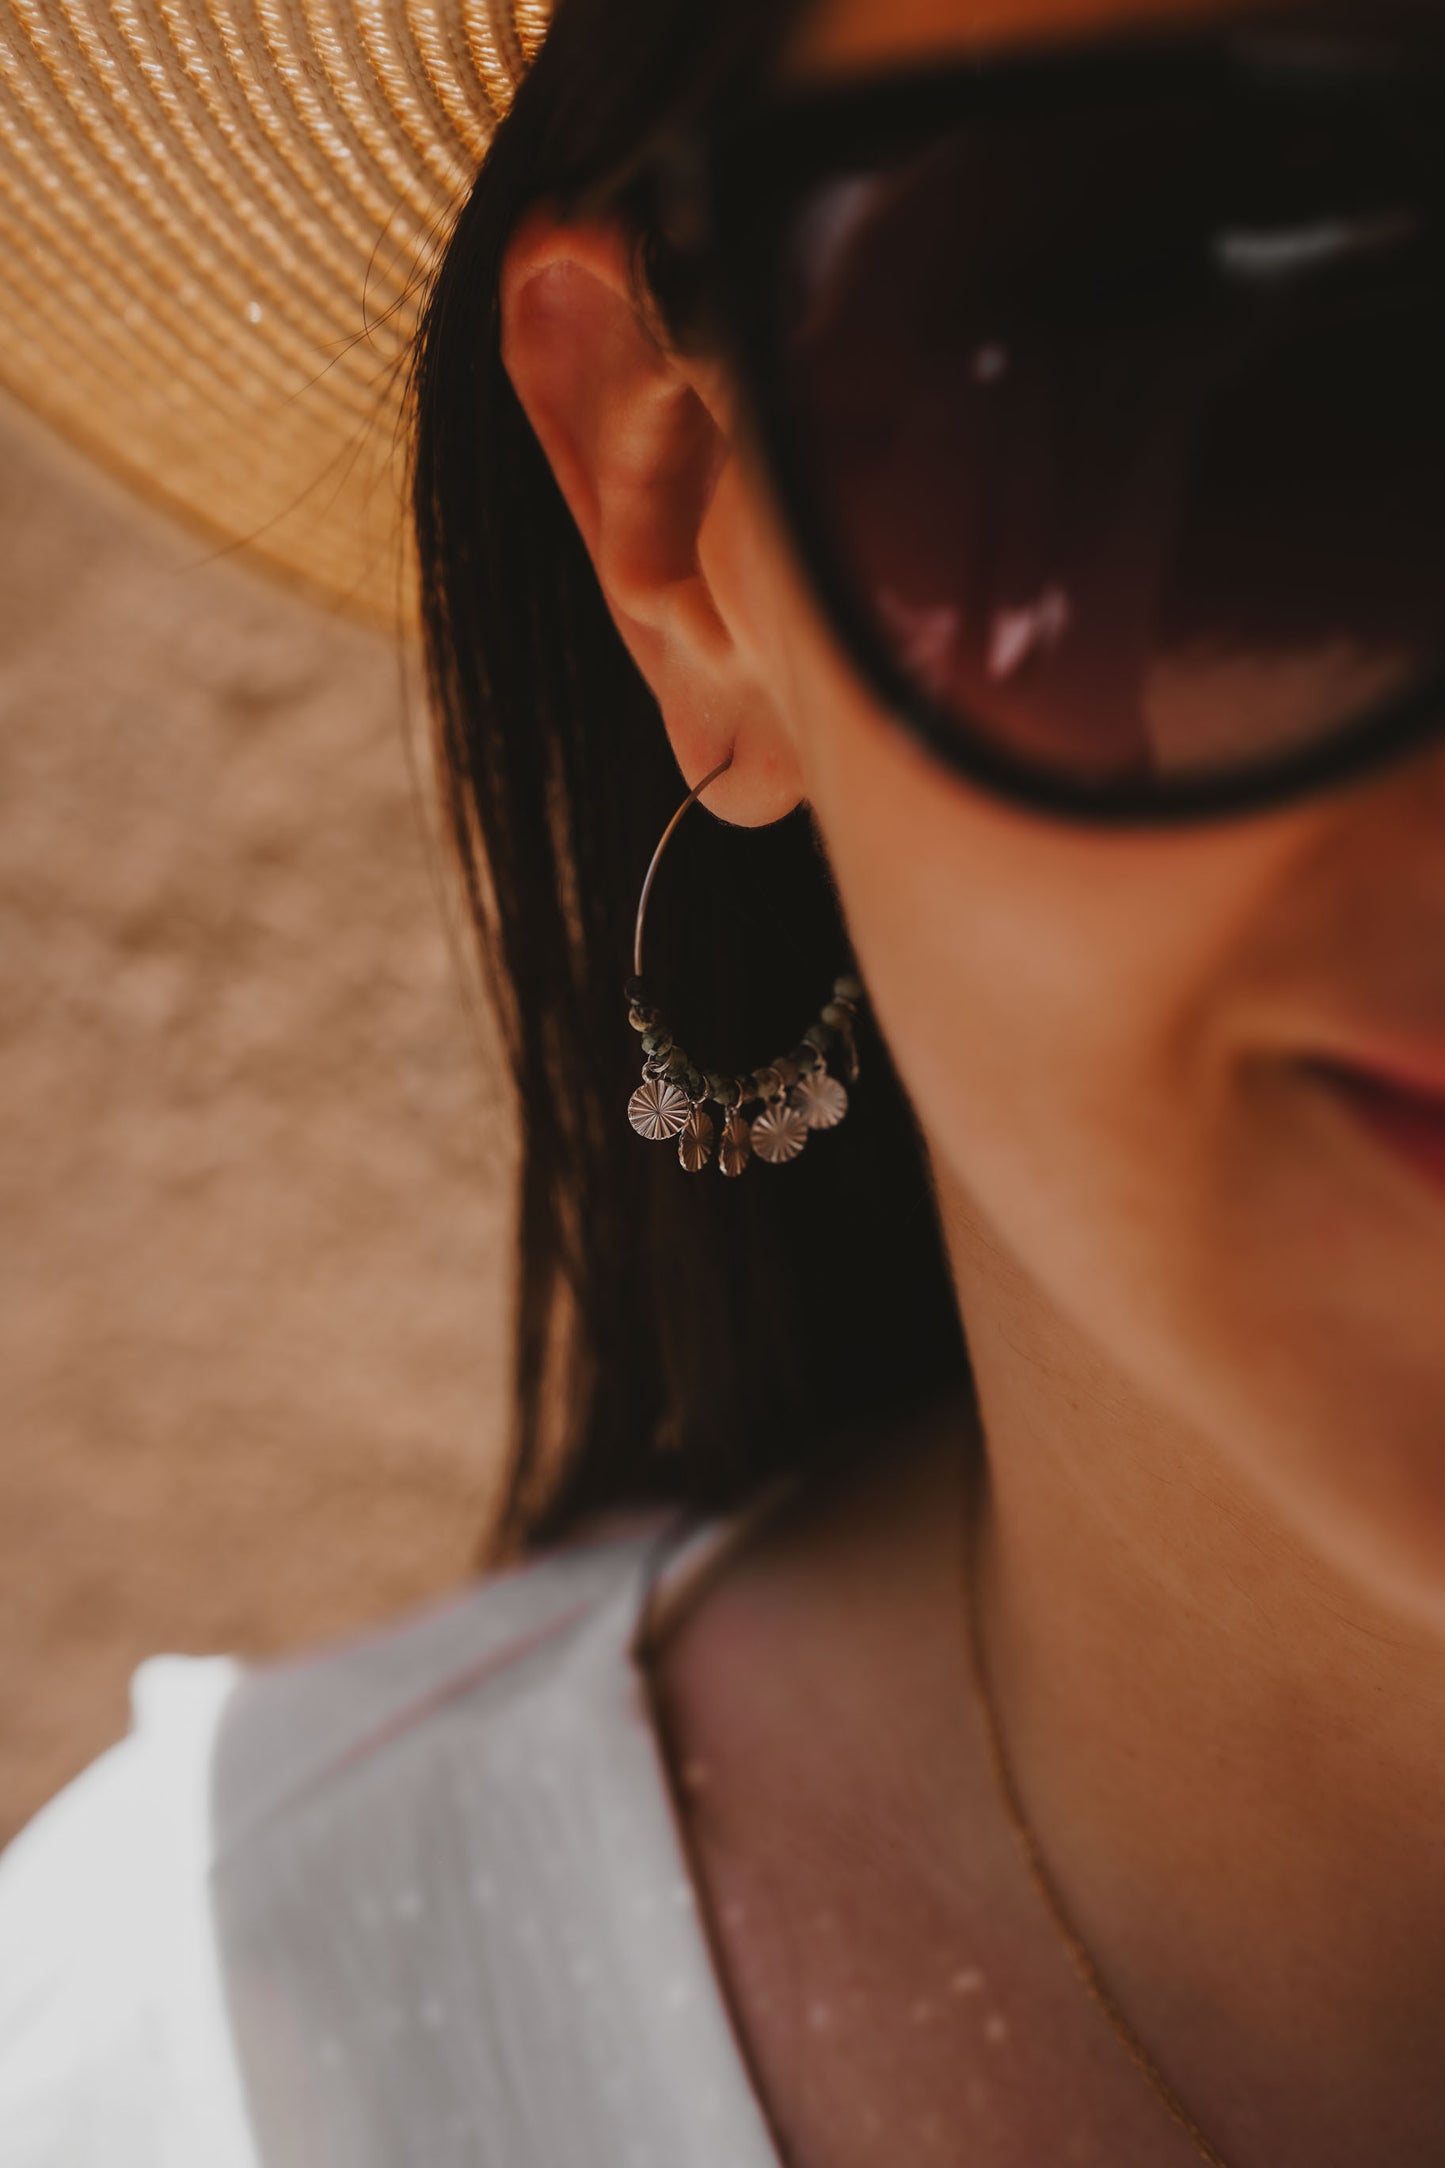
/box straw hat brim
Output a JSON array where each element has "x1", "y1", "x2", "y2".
[{"x1": 0, "y1": 1, "x2": 551, "y2": 629}]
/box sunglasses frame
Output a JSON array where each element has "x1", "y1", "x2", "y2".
[{"x1": 650, "y1": 19, "x2": 1445, "y2": 829}]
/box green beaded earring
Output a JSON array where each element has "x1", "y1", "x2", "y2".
[{"x1": 625, "y1": 752, "x2": 864, "y2": 1177}]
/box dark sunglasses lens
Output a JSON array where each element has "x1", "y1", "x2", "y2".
[{"x1": 766, "y1": 74, "x2": 1445, "y2": 791}]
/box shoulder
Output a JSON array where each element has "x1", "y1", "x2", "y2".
[
  {"x1": 0, "y1": 1508, "x2": 690, "y2": 2168},
  {"x1": 210, "y1": 1506, "x2": 686, "y2": 1855},
  {"x1": 211, "y1": 1506, "x2": 705, "y2": 2167},
  {"x1": 0, "y1": 1653, "x2": 254, "y2": 2167}
]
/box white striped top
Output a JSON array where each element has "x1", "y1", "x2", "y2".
[{"x1": 0, "y1": 1503, "x2": 788, "y2": 2168}]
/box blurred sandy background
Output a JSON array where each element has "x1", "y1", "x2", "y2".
[{"x1": 0, "y1": 396, "x2": 514, "y2": 1843}]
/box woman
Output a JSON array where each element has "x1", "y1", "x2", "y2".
[{"x1": 3, "y1": 0, "x2": 1445, "y2": 2161}]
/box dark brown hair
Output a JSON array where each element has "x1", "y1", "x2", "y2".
[{"x1": 408, "y1": 0, "x2": 972, "y2": 1557}]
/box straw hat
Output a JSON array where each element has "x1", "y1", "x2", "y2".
[{"x1": 0, "y1": 1, "x2": 552, "y2": 628}]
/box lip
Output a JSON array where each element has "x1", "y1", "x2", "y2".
[
  {"x1": 1296, "y1": 1046, "x2": 1445, "y2": 1205},
  {"x1": 1294, "y1": 1032, "x2": 1445, "y2": 1112}
]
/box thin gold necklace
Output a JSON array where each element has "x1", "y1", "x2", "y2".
[{"x1": 959, "y1": 1468, "x2": 1234, "y2": 2168}]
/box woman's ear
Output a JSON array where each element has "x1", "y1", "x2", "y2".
[{"x1": 498, "y1": 204, "x2": 804, "y2": 825}]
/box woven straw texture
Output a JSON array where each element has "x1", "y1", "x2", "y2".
[{"x1": 0, "y1": 0, "x2": 552, "y2": 626}]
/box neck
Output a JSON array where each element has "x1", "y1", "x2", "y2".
[{"x1": 932, "y1": 1183, "x2": 1445, "y2": 2166}]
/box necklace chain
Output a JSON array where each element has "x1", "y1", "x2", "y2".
[{"x1": 959, "y1": 1469, "x2": 1234, "y2": 2168}]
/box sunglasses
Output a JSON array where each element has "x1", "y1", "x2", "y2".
[{"x1": 639, "y1": 12, "x2": 1445, "y2": 827}]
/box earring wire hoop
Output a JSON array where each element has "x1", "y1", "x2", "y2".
[
  {"x1": 623, "y1": 748, "x2": 861, "y2": 1173},
  {"x1": 632, "y1": 752, "x2": 735, "y2": 982}
]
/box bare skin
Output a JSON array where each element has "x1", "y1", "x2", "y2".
[{"x1": 499, "y1": 0, "x2": 1445, "y2": 2160}]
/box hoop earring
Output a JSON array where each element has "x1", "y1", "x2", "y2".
[{"x1": 624, "y1": 752, "x2": 864, "y2": 1176}]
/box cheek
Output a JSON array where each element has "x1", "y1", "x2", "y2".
[
  {"x1": 812, "y1": 679, "x2": 1230, "y2": 1287},
  {"x1": 727, "y1": 465, "x2": 1328, "y2": 1382},
  {"x1": 709, "y1": 455, "x2": 1274, "y2": 1225},
  {"x1": 771, "y1": 566, "x2": 1299, "y2": 1294},
  {"x1": 711, "y1": 445, "x2": 1298, "y2": 1296}
]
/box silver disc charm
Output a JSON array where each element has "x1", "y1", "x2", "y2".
[
  {"x1": 719, "y1": 1107, "x2": 752, "y2": 1177},
  {"x1": 628, "y1": 1075, "x2": 690, "y2": 1141},
  {"x1": 678, "y1": 1104, "x2": 714, "y2": 1172},
  {"x1": 791, "y1": 1069, "x2": 848, "y2": 1131},
  {"x1": 750, "y1": 1099, "x2": 809, "y2": 1165}
]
